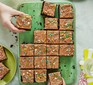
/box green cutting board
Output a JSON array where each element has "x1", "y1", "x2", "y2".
[{"x1": 18, "y1": 1, "x2": 76, "y2": 85}]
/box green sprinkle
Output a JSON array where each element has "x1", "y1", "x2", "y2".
[
  {"x1": 38, "y1": 51, "x2": 41, "y2": 54},
  {"x1": 46, "y1": 60, "x2": 49, "y2": 63},
  {"x1": 26, "y1": 62, "x2": 28, "y2": 66},
  {"x1": 46, "y1": 48, "x2": 48, "y2": 51},
  {"x1": 49, "y1": 74, "x2": 52, "y2": 76},
  {"x1": 48, "y1": 20, "x2": 57, "y2": 24},
  {"x1": 50, "y1": 63, "x2": 53, "y2": 67},
  {"x1": 37, "y1": 74, "x2": 41, "y2": 77},
  {"x1": 66, "y1": 34, "x2": 69, "y2": 38},
  {"x1": 48, "y1": 33, "x2": 54, "y2": 36},
  {"x1": 42, "y1": 60, "x2": 45, "y2": 62},
  {"x1": 60, "y1": 12, "x2": 62, "y2": 15},
  {"x1": 67, "y1": 26, "x2": 71, "y2": 29},
  {"x1": 43, "y1": 74, "x2": 46, "y2": 76},
  {"x1": 60, "y1": 32, "x2": 64, "y2": 34}
]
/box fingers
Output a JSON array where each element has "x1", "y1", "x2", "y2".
[
  {"x1": 12, "y1": 10, "x2": 26, "y2": 16},
  {"x1": 3, "y1": 20, "x2": 25, "y2": 33},
  {"x1": 62, "y1": 78, "x2": 66, "y2": 85}
]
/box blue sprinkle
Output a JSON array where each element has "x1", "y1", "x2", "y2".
[
  {"x1": 49, "y1": 74, "x2": 52, "y2": 76},
  {"x1": 46, "y1": 60, "x2": 49, "y2": 63}
]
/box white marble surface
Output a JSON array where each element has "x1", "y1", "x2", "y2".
[{"x1": 0, "y1": 0, "x2": 93, "y2": 85}]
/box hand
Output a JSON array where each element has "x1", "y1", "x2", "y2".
[
  {"x1": 62, "y1": 78, "x2": 66, "y2": 85},
  {"x1": 0, "y1": 3, "x2": 26, "y2": 33}
]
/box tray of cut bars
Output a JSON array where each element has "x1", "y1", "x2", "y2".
[{"x1": 17, "y1": 1, "x2": 76, "y2": 85}]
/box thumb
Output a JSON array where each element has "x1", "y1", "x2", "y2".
[
  {"x1": 12, "y1": 10, "x2": 25, "y2": 16},
  {"x1": 62, "y1": 78, "x2": 66, "y2": 85}
]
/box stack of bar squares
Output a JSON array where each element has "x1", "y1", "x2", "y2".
[
  {"x1": 19, "y1": 1, "x2": 75, "y2": 84},
  {"x1": 20, "y1": 44, "x2": 47, "y2": 83},
  {"x1": 59, "y1": 4, "x2": 74, "y2": 56},
  {"x1": 0, "y1": 45, "x2": 10, "y2": 80},
  {"x1": 42, "y1": 2, "x2": 74, "y2": 57},
  {"x1": 20, "y1": 44, "x2": 59, "y2": 83}
]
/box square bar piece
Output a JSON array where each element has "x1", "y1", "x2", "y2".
[
  {"x1": 60, "y1": 31, "x2": 73, "y2": 44},
  {"x1": 21, "y1": 70, "x2": 34, "y2": 83},
  {"x1": 20, "y1": 44, "x2": 34, "y2": 56},
  {"x1": 47, "y1": 31, "x2": 59, "y2": 43},
  {"x1": 59, "y1": 4, "x2": 73, "y2": 18},
  {"x1": 34, "y1": 30, "x2": 46, "y2": 43},
  {"x1": 35, "y1": 57, "x2": 46, "y2": 69},
  {"x1": 45, "y1": 18, "x2": 58, "y2": 29},
  {"x1": 34, "y1": 44, "x2": 46, "y2": 55},
  {"x1": 42, "y1": 2, "x2": 56, "y2": 17},
  {"x1": 0, "y1": 63, "x2": 10, "y2": 79},
  {"x1": 47, "y1": 45, "x2": 59, "y2": 55},
  {"x1": 48, "y1": 72, "x2": 63, "y2": 85},
  {"x1": 60, "y1": 45, "x2": 74, "y2": 56},
  {"x1": 47, "y1": 56, "x2": 59, "y2": 69},
  {"x1": 20, "y1": 57, "x2": 34, "y2": 69},
  {"x1": 0, "y1": 45, "x2": 7, "y2": 62},
  {"x1": 16, "y1": 15, "x2": 32, "y2": 30},
  {"x1": 35, "y1": 69, "x2": 47, "y2": 82},
  {"x1": 60, "y1": 19, "x2": 73, "y2": 30}
]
